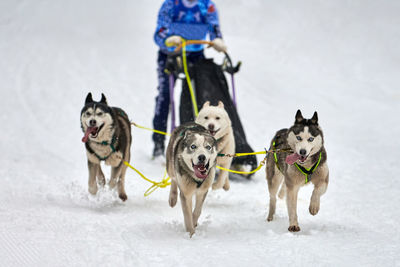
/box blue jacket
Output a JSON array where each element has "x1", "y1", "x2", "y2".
[{"x1": 154, "y1": 0, "x2": 222, "y2": 53}]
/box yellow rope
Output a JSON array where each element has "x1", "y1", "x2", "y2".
[
  {"x1": 233, "y1": 151, "x2": 267, "y2": 157},
  {"x1": 124, "y1": 149, "x2": 292, "y2": 195},
  {"x1": 216, "y1": 157, "x2": 266, "y2": 175},
  {"x1": 131, "y1": 122, "x2": 171, "y2": 136},
  {"x1": 182, "y1": 40, "x2": 199, "y2": 117},
  {"x1": 218, "y1": 149, "x2": 292, "y2": 158},
  {"x1": 123, "y1": 161, "x2": 171, "y2": 197}
]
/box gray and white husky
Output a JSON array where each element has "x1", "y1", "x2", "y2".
[
  {"x1": 166, "y1": 122, "x2": 218, "y2": 237},
  {"x1": 80, "y1": 93, "x2": 132, "y2": 201},
  {"x1": 266, "y1": 110, "x2": 329, "y2": 232},
  {"x1": 195, "y1": 101, "x2": 235, "y2": 190}
]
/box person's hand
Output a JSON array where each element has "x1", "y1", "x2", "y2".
[
  {"x1": 210, "y1": 38, "x2": 227, "y2": 52},
  {"x1": 165, "y1": 35, "x2": 182, "y2": 47}
]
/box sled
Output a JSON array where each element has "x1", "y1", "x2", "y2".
[{"x1": 165, "y1": 47, "x2": 258, "y2": 178}]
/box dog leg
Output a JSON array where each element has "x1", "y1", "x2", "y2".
[
  {"x1": 278, "y1": 182, "x2": 286, "y2": 199},
  {"x1": 286, "y1": 185, "x2": 301, "y2": 232},
  {"x1": 117, "y1": 164, "x2": 128, "y2": 201},
  {"x1": 192, "y1": 190, "x2": 208, "y2": 228},
  {"x1": 88, "y1": 161, "x2": 99, "y2": 195},
  {"x1": 109, "y1": 166, "x2": 122, "y2": 190},
  {"x1": 267, "y1": 174, "x2": 283, "y2": 221},
  {"x1": 97, "y1": 165, "x2": 106, "y2": 187},
  {"x1": 309, "y1": 175, "x2": 328, "y2": 215},
  {"x1": 180, "y1": 191, "x2": 195, "y2": 237},
  {"x1": 213, "y1": 158, "x2": 231, "y2": 191},
  {"x1": 169, "y1": 178, "x2": 178, "y2": 207}
]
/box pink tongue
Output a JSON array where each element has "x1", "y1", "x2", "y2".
[
  {"x1": 82, "y1": 127, "x2": 97, "y2": 143},
  {"x1": 286, "y1": 153, "x2": 301, "y2": 165},
  {"x1": 193, "y1": 165, "x2": 208, "y2": 179}
]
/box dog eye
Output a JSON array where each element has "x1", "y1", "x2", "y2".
[
  {"x1": 97, "y1": 112, "x2": 103, "y2": 116},
  {"x1": 216, "y1": 117, "x2": 220, "y2": 120},
  {"x1": 206, "y1": 145, "x2": 212, "y2": 150},
  {"x1": 296, "y1": 136, "x2": 302, "y2": 141},
  {"x1": 190, "y1": 144, "x2": 197, "y2": 150},
  {"x1": 85, "y1": 112, "x2": 91, "y2": 116},
  {"x1": 308, "y1": 137, "x2": 314, "y2": 142},
  {"x1": 204, "y1": 116, "x2": 208, "y2": 120}
]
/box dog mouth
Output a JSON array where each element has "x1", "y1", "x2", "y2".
[
  {"x1": 192, "y1": 161, "x2": 210, "y2": 179},
  {"x1": 208, "y1": 129, "x2": 219, "y2": 137},
  {"x1": 285, "y1": 153, "x2": 308, "y2": 165},
  {"x1": 82, "y1": 124, "x2": 104, "y2": 143}
]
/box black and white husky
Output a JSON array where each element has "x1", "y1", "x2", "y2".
[
  {"x1": 166, "y1": 122, "x2": 218, "y2": 237},
  {"x1": 266, "y1": 110, "x2": 329, "y2": 232},
  {"x1": 80, "y1": 93, "x2": 132, "y2": 201}
]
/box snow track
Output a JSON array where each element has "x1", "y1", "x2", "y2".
[{"x1": 1, "y1": 0, "x2": 399, "y2": 266}]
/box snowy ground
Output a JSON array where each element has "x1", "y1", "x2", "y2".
[{"x1": 1, "y1": 0, "x2": 399, "y2": 266}]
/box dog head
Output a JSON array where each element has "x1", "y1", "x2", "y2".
[
  {"x1": 181, "y1": 130, "x2": 217, "y2": 182},
  {"x1": 286, "y1": 110, "x2": 324, "y2": 165},
  {"x1": 80, "y1": 93, "x2": 114, "y2": 143},
  {"x1": 195, "y1": 101, "x2": 232, "y2": 139}
]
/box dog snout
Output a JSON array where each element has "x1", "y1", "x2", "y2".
[
  {"x1": 89, "y1": 119, "x2": 97, "y2": 126},
  {"x1": 198, "y1": 154, "x2": 206, "y2": 163},
  {"x1": 208, "y1": 124, "x2": 215, "y2": 131},
  {"x1": 299, "y1": 149, "x2": 307, "y2": 156}
]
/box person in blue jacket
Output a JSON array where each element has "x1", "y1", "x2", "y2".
[{"x1": 152, "y1": 0, "x2": 227, "y2": 158}]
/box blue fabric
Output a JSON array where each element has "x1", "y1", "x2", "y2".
[
  {"x1": 152, "y1": 50, "x2": 205, "y2": 143},
  {"x1": 154, "y1": 0, "x2": 222, "y2": 53}
]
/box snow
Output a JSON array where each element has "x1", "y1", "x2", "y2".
[{"x1": 1, "y1": 0, "x2": 399, "y2": 266}]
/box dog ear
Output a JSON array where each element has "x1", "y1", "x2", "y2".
[
  {"x1": 202, "y1": 101, "x2": 210, "y2": 108},
  {"x1": 311, "y1": 111, "x2": 318, "y2": 125},
  {"x1": 100, "y1": 93, "x2": 107, "y2": 105},
  {"x1": 295, "y1": 109, "x2": 304, "y2": 124},
  {"x1": 218, "y1": 101, "x2": 224, "y2": 108},
  {"x1": 85, "y1": 93, "x2": 93, "y2": 104},
  {"x1": 182, "y1": 130, "x2": 192, "y2": 147}
]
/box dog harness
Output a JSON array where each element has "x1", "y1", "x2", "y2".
[
  {"x1": 272, "y1": 141, "x2": 282, "y2": 172},
  {"x1": 273, "y1": 141, "x2": 322, "y2": 183},
  {"x1": 90, "y1": 135, "x2": 117, "y2": 161},
  {"x1": 294, "y1": 152, "x2": 322, "y2": 183}
]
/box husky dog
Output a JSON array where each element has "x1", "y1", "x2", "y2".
[
  {"x1": 166, "y1": 122, "x2": 218, "y2": 236},
  {"x1": 80, "y1": 93, "x2": 132, "y2": 201},
  {"x1": 266, "y1": 110, "x2": 329, "y2": 232},
  {"x1": 195, "y1": 101, "x2": 235, "y2": 190}
]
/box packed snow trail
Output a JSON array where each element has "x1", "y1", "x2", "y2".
[{"x1": 0, "y1": 0, "x2": 399, "y2": 266}]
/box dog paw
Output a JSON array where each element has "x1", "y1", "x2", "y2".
[
  {"x1": 169, "y1": 194, "x2": 177, "y2": 208},
  {"x1": 267, "y1": 215, "x2": 274, "y2": 222},
  {"x1": 223, "y1": 183, "x2": 230, "y2": 191},
  {"x1": 88, "y1": 184, "x2": 98, "y2": 195},
  {"x1": 309, "y1": 201, "x2": 320, "y2": 216},
  {"x1": 119, "y1": 193, "x2": 128, "y2": 202},
  {"x1": 189, "y1": 230, "x2": 195, "y2": 238},
  {"x1": 288, "y1": 225, "x2": 301, "y2": 232}
]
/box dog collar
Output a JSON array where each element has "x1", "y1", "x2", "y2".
[{"x1": 294, "y1": 152, "x2": 322, "y2": 183}]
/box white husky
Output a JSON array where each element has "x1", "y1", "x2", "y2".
[{"x1": 195, "y1": 101, "x2": 235, "y2": 190}]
